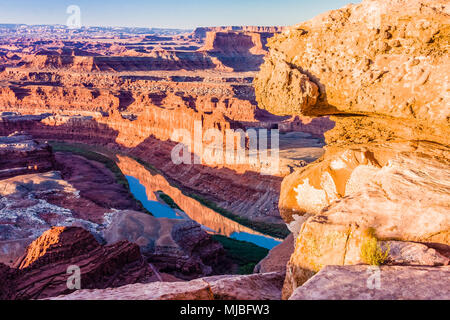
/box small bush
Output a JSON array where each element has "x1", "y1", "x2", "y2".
[{"x1": 360, "y1": 229, "x2": 390, "y2": 266}]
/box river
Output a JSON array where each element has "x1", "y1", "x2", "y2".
[{"x1": 117, "y1": 155, "x2": 281, "y2": 249}]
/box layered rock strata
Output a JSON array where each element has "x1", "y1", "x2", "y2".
[
  {"x1": 0, "y1": 226, "x2": 153, "y2": 300},
  {"x1": 0, "y1": 132, "x2": 55, "y2": 179}
]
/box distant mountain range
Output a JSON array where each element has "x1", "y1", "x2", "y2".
[{"x1": 0, "y1": 24, "x2": 191, "y2": 36}]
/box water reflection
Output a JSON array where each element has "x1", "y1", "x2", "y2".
[
  {"x1": 230, "y1": 232, "x2": 282, "y2": 249},
  {"x1": 125, "y1": 175, "x2": 182, "y2": 220},
  {"x1": 117, "y1": 155, "x2": 281, "y2": 249}
]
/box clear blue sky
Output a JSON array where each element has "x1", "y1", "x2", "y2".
[{"x1": 0, "y1": 0, "x2": 359, "y2": 29}]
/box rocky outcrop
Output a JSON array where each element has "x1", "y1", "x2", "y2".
[
  {"x1": 0, "y1": 20, "x2": 332, "y2": 229},
  {"x1": 289, "y1": 265, "x2": 450, "y2": 300},
  {"x1": 255, "y1": 0, "x2": 449, "y2": 132},
  {"x1": 199, "y1": 31, "x2": 274, "y2": 71},
  {"x1": 49, "y1": 271, "x2": 285, "y2": 300},
  {"x1": 103, "y1": 210, "x2": 232, "y2": 279},
  {"x1": 29, "y1": 52, "x2": 225, "y2": 72},
  {"x1": 0, "y1": 226, "x2": 153, "y2": 300},
  {"x1": 0, "y1": 131, "x2": 55, "y2": 179},
  {"x1": 253, "y1": 0, "x2": 450, "y2": 299}
]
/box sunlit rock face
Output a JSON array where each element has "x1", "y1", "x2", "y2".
[
  {"x1": 254, "y1": 0, "x2": 450, "y2": 299},
  {"x1": 255, "y1": 0, "x2": 450, "y2": 127},
  {"x1": 0, "y1": 114, "x2": 286, "y2": 224},
  {"x1": 0, "y1": 226, "x2": 154, "y2": 300}
]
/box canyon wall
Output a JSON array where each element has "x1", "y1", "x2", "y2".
[
  {"x1": 254, "y1": 0, "x2": 450, "y2": 298},
  {"x1": 0, "y1": 132, "x2": 55, "y2": 179}
]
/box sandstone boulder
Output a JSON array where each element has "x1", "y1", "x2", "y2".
[
  {"x1": 255, "y1": 0, "x2": 450, "y2": 135},
  {"x1": 49, "y1": 272, "x2": 285, "y2": 300},
  {"x1": 253, "y1": 0, "x2": 450, "y2": 299},
  {"x1": 289, "y1": 265, "x2": 450, "y2": 300}
]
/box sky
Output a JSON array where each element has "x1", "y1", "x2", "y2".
[{"x1": 0, "y1": 0, "x2": 359, "y2": 29}]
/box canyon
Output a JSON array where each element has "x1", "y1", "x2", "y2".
[
  {"x1": 0, "y1": 23, "x2": 307, "y2": 299},
  {"x1": 0, "y1": 0, "x2": 449, "y2": 301}
]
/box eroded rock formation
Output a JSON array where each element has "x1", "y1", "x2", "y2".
[
  {"x1": 254, "y1": 0, "x2": 450, "y2": 299},
  {"x1": 103, "y1": 210, "x2": 232, "y2": 280},
  {"x1": 0, "y1": 137, "x2": 234, "y2": 283},
  {"x1": 0, "y1": 226, "x2": 153, "y2": 300}
]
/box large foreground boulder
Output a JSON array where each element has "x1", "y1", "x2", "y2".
[
  {"x1": 49, "y1": 272, "x2": 285, "y2": 300},
  {"x1": 289, "y1": 265, "x2": 450, "y2": 300}
]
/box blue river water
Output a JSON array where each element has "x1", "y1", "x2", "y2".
[
  {"x1": 126, "y1": 175, "x2": 182, "y2": 219},
  {"x1": 125, "y1": 175, "x2": 281, "y2": 249}
]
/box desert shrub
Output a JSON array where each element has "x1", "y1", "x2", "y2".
[{"x1": 360, "y1": 228, "x2": 390, "y2": 266}]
